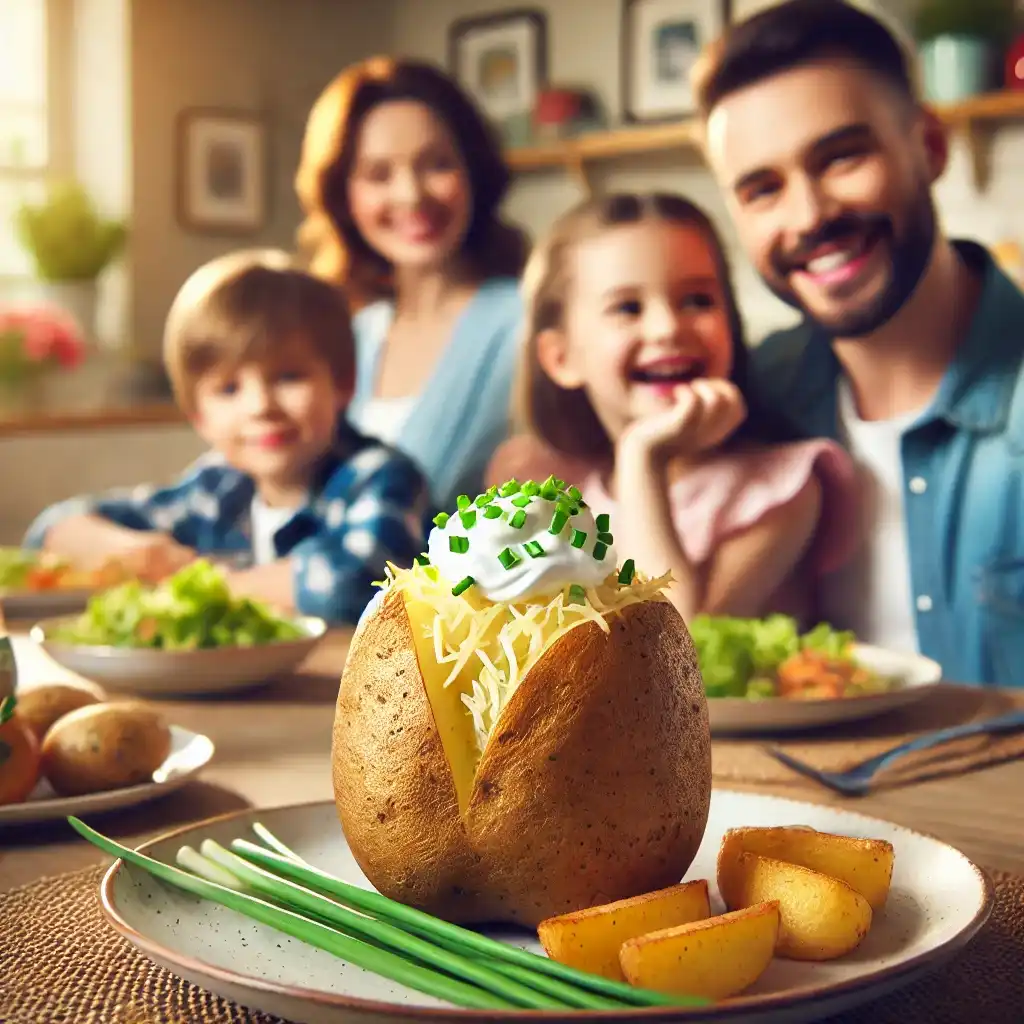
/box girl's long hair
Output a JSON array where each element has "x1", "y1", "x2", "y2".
[{"x1": 295, "y1": 57, "x2": 529, "y2": 308}]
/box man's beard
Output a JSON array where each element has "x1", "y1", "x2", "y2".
[{"x1": 759, "y1": 189, "x2": 938, "y2": 338}]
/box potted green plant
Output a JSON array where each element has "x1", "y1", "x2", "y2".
[
  {"x1": 13, "y1": 181, "x2": 127, "y2": 341},
  {"x1": 913, "y1": 0, "x2": 1017, "y2": 103}
]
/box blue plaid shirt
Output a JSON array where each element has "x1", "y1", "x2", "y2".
[{"x1": 23, "y1": 422, "x2": 431, "y2": 625}]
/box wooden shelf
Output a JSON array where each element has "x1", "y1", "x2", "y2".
[{"x1": 508, "y1": 89, "x2": 1024, "y2": 191}]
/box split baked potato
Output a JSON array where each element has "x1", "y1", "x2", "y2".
[{"x1": 332, "y1": 477, "x2": 712, "y2": 926}]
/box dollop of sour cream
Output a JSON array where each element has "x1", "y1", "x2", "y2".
[{"x1": 426, "y1": 480, "x2": 618, "y2": 604}]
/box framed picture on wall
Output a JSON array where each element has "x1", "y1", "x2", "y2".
[
  {"x1": 448, "y1": 8, "x2": 548, "y2": 129},
  {"x1": 622, "y1": 0, "x2": 727, "y2": 122},
  {"x1": 176, "y1": 109, "x2": 267, "y2": 234}
]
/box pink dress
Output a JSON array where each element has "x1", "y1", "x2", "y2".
[{"x1": 585, "y1": 441, "x2": 859, "y2": 576}]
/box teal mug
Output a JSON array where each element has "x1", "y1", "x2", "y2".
[{"x1": 920, "y1": 36, "x2": 995, "y2": 104}]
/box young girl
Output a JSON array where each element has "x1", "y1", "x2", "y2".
[{"x1": 489, "y1": 192, "x2": 857, "y2": 623}]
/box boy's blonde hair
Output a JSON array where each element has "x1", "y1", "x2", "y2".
[
  {"x1": 516, "y1": 192, "x2": 747, "y2": 461},
  {"x1": 164, "y1": 248, "x2": 355, "y2": 416}
]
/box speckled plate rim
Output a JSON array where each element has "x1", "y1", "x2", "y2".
[
  {"x1": 97, "y1": 792, "x2": 994, "y2": 1021},
  {"x1": 28, "y1": 613, "x2": 328, "y2": 659}
]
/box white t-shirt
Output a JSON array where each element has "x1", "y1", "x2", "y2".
[
  {"x1": 250, "y1": 495, "x2": 302, "y2": 565},
  {"x1": 351, "y1": 396, "x2": 417, "y2": 447},
  {"x1": 817, "y1": 379, "x2": 924, "y2": 654}
]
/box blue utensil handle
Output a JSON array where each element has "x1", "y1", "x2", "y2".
[{"x1": 872, "y1": 708, "x2": 1024, "y2": 774}]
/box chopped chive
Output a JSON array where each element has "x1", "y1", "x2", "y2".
[
  {"x1": 593, "y1": 542, "x2": 608, "y2": 561},
  {"x1": 511, "y1": 494, "x2": 532, "y2": 508},
  {"x1": 553, "y1": 477, "x2": 566, "y2": 490},
  {"x1": 449, "y1": 536, "x2": 469, "y2": 554},
  {"x1": 452, "y1": 576, "x2": 475, "y2": 596},
  {"x1": 618, "y1": 559, "x2": 635, "y2": 585},
  {"x1": 567, "y1": 505, "x2": 580, "y2": 517},
  {"x1": 510, "y1": 510, "x2": 527, "y2": 529},
  {"x1": 570, "y1": 528, "x2": 587, "y2": 548},
  {"x1": 475, "y1": 492, "x2": 494, "y2": 507},
  {"x1": 522, "y1": 480, "x2": 540, "y2": 497},
  {"x1": 415, "y1": 554, "x2": 430, "y2": 566},
  {"x1": 457, "y1": 494, "x2": 471, "y2": 511},
  {"x1": 598, "y1": 532, "x2": 613, "y2": 545},
  {"x1": 568, "y1": 584, "x2": 587, "y2": 604},
  {"x1": 596, "y1": 513, "x2": 610, "y2": 532},
  {"x1": 540, "y1": 484, "x2": 558, "y2": 501},
  {"x1": 460, "y1": 510, "x2": 477, "y2": 529},
  {"x1": 549, "y1": 508, "x2": 569, "y2": 535},
  {"x1": 567, "y1": 485, "x2": 582, "y2": 502},
  {"x1": 483, "y1": 505, "x2": 503, "y2": 520},
  {"x1": 432, "y1": 512, "x2": 449, "y2": 528},
  {"x1": 524, "y1": 540, "x2": 545, "y2": 558},
  {"x1": 498, "y1": 547, "x2": 520, "y2": 570},
  {"x1": 498, "y1": 479, "x2": 520, "y2": 497}
]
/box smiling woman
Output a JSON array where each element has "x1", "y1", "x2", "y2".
[{"x1": 295, "y1": 59, "x2": 529, "y2": 510}]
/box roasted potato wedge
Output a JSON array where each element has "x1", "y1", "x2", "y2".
[
  {"x1": 537, "y1": 879, "x2": 710, "y2": 980},
  {"x1": 719, "y1": 826, "x2": 894, "y2": 909},
  {"x1": 619, "y1": 901, "x2": 780, "y2": 1000},
  {"x1": 718, "y1": 852, "x2": 871, "y2": 960}
]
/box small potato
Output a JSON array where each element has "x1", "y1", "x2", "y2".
[
  {"x1": 619, "y1": 901, "x2": 780, "y2": 1000},
  {"x1": 15, "y1": 684, "x2": 104, "y2": 743},
  {"x1": 41, "y1": 701, "x2": 171, "y2": 796},
  {"x1": 537, "y1": 880, "x2": 710, "y2": 980},
  {"x1": 718, "y1": 852, "x2": 872, "y2": 961},
  {"x1": 719, "y1": 826, "x2": 894, "y2": 910}
]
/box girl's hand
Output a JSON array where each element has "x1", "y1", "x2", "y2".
[
  {"x1": 115, "y1": 535, "x2": 197, "y2": 584},
  {"x1": 620, "y1": 380, "x2": 747, "y2": 461}
]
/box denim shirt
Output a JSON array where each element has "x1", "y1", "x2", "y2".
[
  {"x1": 748, "y1": 241, "x2": 1024, "y2": 687},
  {"x1": 348, "y1": 277, "x2": 523, "y2": 511}
]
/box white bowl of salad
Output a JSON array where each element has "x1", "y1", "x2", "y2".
[
  {"x1": 29, "y1": 560, "x2": 327, "y2": 697},
  {"x1": 690, "y1": 614, "x2": 943, "y2": 735}
]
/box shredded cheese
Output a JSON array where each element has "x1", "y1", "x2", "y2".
[{"x1": 377, "y1": 562, "x2": 671, "y2": 755}]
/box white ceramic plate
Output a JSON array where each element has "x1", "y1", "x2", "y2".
[
  {"x1": 28, "y1": 615, "x2": 328, "y2": 697},
  {"x1": 708, "y1": 644, "x2": 944, "y2": 736},
  {"x1": 0, "y1": 724, "x2": 213, "y2": 827},
  {"x1": 100, "y1": 791, "x2": 992, "y2": 1024}
]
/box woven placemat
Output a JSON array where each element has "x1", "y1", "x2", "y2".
[
  {"x1": 0, "y1": 863, "x2": 1021, "y2": 1023},
  {"x1": 713, "y1": 685, "x2": 1024, "y2": 788}
]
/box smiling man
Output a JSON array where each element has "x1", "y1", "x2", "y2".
[{"x1": 695, "y1": 0, "x2": 1024, "y2": 686}]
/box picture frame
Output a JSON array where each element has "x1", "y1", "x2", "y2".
[
  {"x1": 621, "y1": 0, "x2": 727, "y2": 122},
  {"x1": 176, "y1": 109, "x2": 267, "y2": 235},
  {"x1": 448, "y1": 8, "x2": 548, "y2": 129}
]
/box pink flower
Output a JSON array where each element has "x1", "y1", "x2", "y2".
[{"x1": 0, "y1": 305, "x2": 85, "y2": 370}]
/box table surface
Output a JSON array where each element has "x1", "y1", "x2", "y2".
[{"x1": 2, "y1": 625, "x2": 1023, "y2": 894}]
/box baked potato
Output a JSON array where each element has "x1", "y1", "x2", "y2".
[
  {"x1": 333, "y1": 477, "x2": 712, "y2": 926},
  {"x1": 15, "y1": 683, "x2": 103, "y2": 743}
]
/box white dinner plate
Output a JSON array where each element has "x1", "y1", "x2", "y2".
[
  {"x1": 100, "y1": 790, "x2": 991, "y2": 1023},
  {"x1": 0, "y1": 725, "x2": 213, "y2": 827},
  {"x1": 708, "y1": 644, "x2": 944, "y2": 736},
  {"x1": 29, "y1": 615, "x2": 328, "y2": 697}
]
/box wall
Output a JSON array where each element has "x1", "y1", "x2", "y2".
[
  {"x1": 388, "y1": 0, "x2": 1024, "y2": 338},
  {"x1": 128, "y1": 0, "x2": 393, "y2": 355}
]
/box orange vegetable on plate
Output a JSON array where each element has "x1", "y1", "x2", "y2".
[{"x1": 0, "y1": 695, "x2": 42, "y2": 805}]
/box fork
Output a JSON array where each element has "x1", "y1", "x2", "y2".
[{"x1": 764, "y1": 707, "x2": 1024, "y2": 796}]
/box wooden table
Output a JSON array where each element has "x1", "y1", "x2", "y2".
[{"x1": 2, "y1": 626, "x2": 1024, "y2": 893}]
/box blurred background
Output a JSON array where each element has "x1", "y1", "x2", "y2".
[{"x1": 0, "y1": 0, "x2": 1021, "y2": 543}]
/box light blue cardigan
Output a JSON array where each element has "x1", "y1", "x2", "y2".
[{"x1": 347, "y1": 277, "x2": 522, "y2": 510}]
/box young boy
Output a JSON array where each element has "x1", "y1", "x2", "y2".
[{"x1": 24, "y1": 249, "x2": 430, "y2": 625}]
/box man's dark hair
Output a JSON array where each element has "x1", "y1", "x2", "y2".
[{"x1": 694, "y1": 0, "x2": 916, "y2": 118}]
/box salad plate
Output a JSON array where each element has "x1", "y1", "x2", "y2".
[
  {"x1": 98, "y1": 791, "x2": 992, "y2": 1023},
  {"x1": 0, "y1": 724, "x2": 213, "y2": 827},
  {"x1": 708, "y1": 645, "x2": 943, "y2": 736},
  {"x1": 27, "y1": 559, "x2": 329, "y2": 696},
  {"x1": 30, "y1": 614, "x2": 328, "y2": 696}
]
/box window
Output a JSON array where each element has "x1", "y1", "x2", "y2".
[{"x1": 0, "y1": 0, "x2": 60, "y2": 284}]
